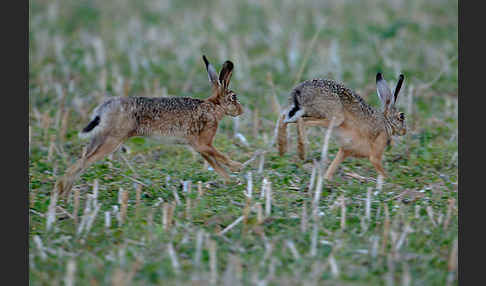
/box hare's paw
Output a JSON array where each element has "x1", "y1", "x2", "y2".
[
  {"x1": 229, "y1": 161, "x2": 243, "y2": 172},
  {"x1": 218, "y1": 173, "x2": 243, "y2": 185},
  {"x1": 55, "y1": 176, "x2": 75, "y2": 200},
  {"x1": 55, "y1": 178, "x2": 67, "y2": 195}
]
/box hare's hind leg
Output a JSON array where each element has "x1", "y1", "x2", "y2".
[
  {"x1": 324, "y1": 148, "x2": 349, "y2": 180},
  {"x1": 56, "y1": 134, "x2": 125, "y2": 198},
  {"x1": 303, "y1": 118, "x2": 331, "y2": 127},
  {"x1": 296, "y1": 117, "x2": 307, "y2": 160},
  {"x1": 303, "y1": 114, "x2": 344, "y2": 128},
  {"x1": 55, "y1": 159, "x2": 85, "y2": 198},
  {"x1": 297, "y1": 116, "x2": 337, "y2": 161},
  {"x1": 277, "y1": 114, "x2": 289, "y2": 156}
]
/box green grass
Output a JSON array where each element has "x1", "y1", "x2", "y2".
[{"x1": 29, "y1": 0, "x2": 458, "y2": 285}]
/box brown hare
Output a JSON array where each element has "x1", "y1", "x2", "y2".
[
  {"x1": 277, "y1": 73, "x2": 406, "y2": 180},
  {"x1": 55, "y1": 55, "x2": 244, "y2": 197}
]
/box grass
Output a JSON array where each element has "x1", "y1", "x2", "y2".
[{"x1": 29, "y1": 0, "x2": 458, "y2": 285}]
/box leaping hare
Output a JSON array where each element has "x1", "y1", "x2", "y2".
[
  {"x1": 277, "y1": 73, "x2": 406, "y2": 180},
  {"x1": 56, "y1": 55, "x2": 244, "y2": 197}
]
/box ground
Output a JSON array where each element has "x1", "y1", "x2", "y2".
[{"x1": 29, "y1": 0, "x2": 458, "y2": 285}]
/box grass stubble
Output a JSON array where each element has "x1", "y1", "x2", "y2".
[{"x1": 29, "y1": 0, "x2": 458, "y2": 284}]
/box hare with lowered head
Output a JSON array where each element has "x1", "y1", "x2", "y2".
[
  {"x1": 56, "y1": 55, "x2": 244, "y2": 197},
  {"x1": 277, "y1": 73, "x2": 406, "y2": 180}
]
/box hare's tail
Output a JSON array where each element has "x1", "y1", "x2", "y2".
[
  {"x1": 277, "y1": 113, "x2": 288, "y2": 156},
  {"x1": 282, "y1": 92, "x2": 304, "y2": 123},
  {"x1": 279, "y1": 90, "x2": 305, "y2": 155},
  {"x1": 78, "y1": 101, "x2": 114, "y2": 139},
  {"x1": 79, "y1": 115, "x2": 101, "y2": 139},
  {"x1": 78, "y1": 98, "x2": 121, "y2": 140},
  {"x1": 82, "y1": 116, "x2": 100, "y2": 133}
]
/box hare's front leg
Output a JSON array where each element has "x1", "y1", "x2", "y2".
[
  {"x1": 206, "y1": 146, "x2": 243, "y2": 172},
  {"x1": 190, "y1": 134, "x2": 231, "y2": 182},
  {"x1": 369, "y1": 155, "x2": 387, "y2": 178},
  {"x1": 194, "y1": 146, "x2": 231, "y2": 182},
  {"x1": 196, "y1": 127, "x2": 242, "y2": 172}
]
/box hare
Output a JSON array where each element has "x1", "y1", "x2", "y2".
[
  {"x1": 55, "y1": 55, "x2": 244, "y2": 197},
  {"x1": 277, "y1": 72, "x2": 406, "y2": 180}
]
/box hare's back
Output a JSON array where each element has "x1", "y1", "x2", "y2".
[
  {"x1": 120, "y1": 96, "x2": 207, "y2": 136},
  {"x1": 294, "y1": 79, "x2": 355, "y2": 102},
  {"x1": 126, "y1": 96, "x2": 204, "y2": 113},
  {"x1": 291, "y1": 79, "x2": 353, "y2": 119},
  {"x1": 299, "y1": 79, "x2": 378, "y2": 123}
]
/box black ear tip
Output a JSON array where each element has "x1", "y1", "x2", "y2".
[
  {"x1": 376, "y1": 72, "x2": 383, "y2": 81},
  {"x1": 399, "y1": 74, "x2": 404, "y2": 80},
  {"x1": 224, "y1": 60, "x2": 234, "y2": 69},
  {"x1": 202, "y1": 55, "x2": 209, "y2": 66}
]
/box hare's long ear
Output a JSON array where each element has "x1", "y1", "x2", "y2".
[
  {"x1": 376, "y1": 72, "x2": 393, "y2": 112},
  {"x1": 203, "y1": 55, "x2": 220, "y2": 87},
  {"x1": 219, "y1": 60, "x2": 234, "y2": 90},
  {"x1": 393, "y1": 74, "x2": 404, "y2": 105}
]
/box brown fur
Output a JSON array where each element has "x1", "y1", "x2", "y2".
[
  {"x1": 56, "y1": 56, "x2": 244, "y2": 198},
  {"x1": 277, "y1": 74, "x2": 407, "y2": 180},
  {"x1": 277, "y1": 114, "x2": 288, "y2": 156},
  {"x1": 296, "y1": 117, "x2": 306, "y2": 160}
]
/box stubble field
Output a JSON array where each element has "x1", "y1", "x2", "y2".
[{"x1": 29, "y1": 0, "x2": 458, "y2": 285}]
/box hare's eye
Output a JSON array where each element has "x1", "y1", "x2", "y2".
[
  {"x1": 399, "y1": 113, "x2": 405, "y2": 120},
  {"x1": 231, "y1": 94, "x2": 237, "y2": 101}
]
